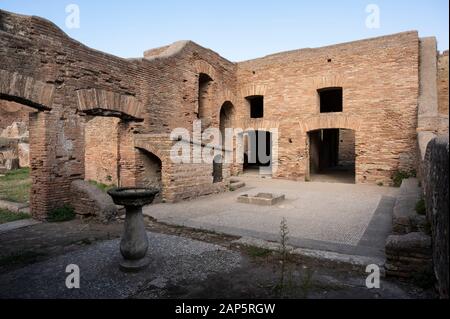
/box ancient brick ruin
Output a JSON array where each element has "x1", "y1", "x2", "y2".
[{"x1": 0, "y1": 10, "x2": 448, "y2": 220}]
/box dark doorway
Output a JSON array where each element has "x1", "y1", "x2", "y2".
[
  {"x1": 137, "y1": 149, "x2": 163, "y2": 202},
  {"x1": 318, "y1": 88, "x2": 343, "y2": 113},
  {"x1": 244, "y1": 130, "x2": 272, "y2": 175},
  {"x1": 308, "y1": 129, "x2": 355, "y2": 183},
  {"x1": 213, "y1": 155, "x2": 223, "y2": 183},
  {"x1": 219, "y1": 101, "x2": 234, "y2": 147},
  {"x1": 198, "y1": 73, "x2": 213, "y2": 120}
]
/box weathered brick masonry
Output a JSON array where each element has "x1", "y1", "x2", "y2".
[
  {"x1": 0, "y1": 100, "x2": 31, "y2": 130},
  {"x1": 0, "y1": 9, "x2": 448, "y2": 219},
  {"x1": 236, "y1": 32, "x2": 420, "y2": 183}
]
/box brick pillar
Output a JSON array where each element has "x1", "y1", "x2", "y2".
[
  {"x1": 29, "y1": 111, "x2": 56, "y2": 220},
  {"x1": 118, "y1": 122, "x2": 138, "y2": 187}
]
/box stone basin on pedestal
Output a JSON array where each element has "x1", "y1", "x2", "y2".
[{"x1": 107, "y1": 187, "x2": 159, "y2": 272}]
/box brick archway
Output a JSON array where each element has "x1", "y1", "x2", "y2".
[
  {"x1": 302, "y1": 114, "x2": 359, "y2": 183},
  {"x1": 194, "y1": 60, "x2": 217, "y2": 80},
  {"x1": 0, "y1": 70, "x2": 55, "y2": 110},
  {"x1": 133, "y1": 136, "x2": 170, "y2": 200},
  {"x1": 76, "y1": 88, "x2": 144, "y2": 121},
  {"x1": 0, "y1": 70, "x2": 58, "y2": 220},
  {"x1": 134, "y1": 142, "x2": 165, "y2": 162}
]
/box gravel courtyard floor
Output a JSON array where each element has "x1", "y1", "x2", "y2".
[{"x1": 0, "y1": 219, "x2": 434, "y2": 299}]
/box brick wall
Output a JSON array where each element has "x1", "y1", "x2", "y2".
[
  {"x1": 0, "y1": 100, "x2": 32, "y2": 131},
  {"x1": 339, "y1": 129, "x2": 355, "y2": 166},
  {"x1": 236, "y1": 31, "x2": 420, "y2": 185},
  {"x1": 0, "y1": 9, "x2": 442, "y2": 218},
  {"x1": 438, "y1": 51, "x2": 449, "y2": 116},
  {"x1": 84, "y1": 116, "x2": 119, "y2": 185}
]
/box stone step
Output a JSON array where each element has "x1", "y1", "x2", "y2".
[
  {"x1": 0, "y1": 199, "x2": 29, "y2": 213},
  {"x1": 0, "y1": 219, "x2": 41, "y2": 234},
  {"x1": 392, "y1": 178, "x2": 424, "y2": 234},
  {"x1": 229, "y1": 180, "x2": 245, "y2": 191}
]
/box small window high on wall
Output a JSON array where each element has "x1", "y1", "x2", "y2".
[
  {"x1": 198, "y1": 73, "x2": 213, "y2": 119},
  {"x1": 318, "y1": 87, "x2": 343, "y2": 113},
  {"x1": 247, "y1": 95, "x2": 264, "y2": 118}
]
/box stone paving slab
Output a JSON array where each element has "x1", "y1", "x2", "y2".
[
  {"x1": 0, "y1": 219, "x2": 40, "y2": 234},
  {"x1": 0, "y1": 199, "x2": 29, "y2": 213},
  {"x1": 0, "y1": 231, "x2": 242, "y2": 299}
]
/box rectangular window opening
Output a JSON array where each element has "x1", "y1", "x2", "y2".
[
  {"x1": 247, "y1": 95, "x2": 264, "y2": 118},
  {"x1": 319, "y1": 88, "x2": 343, "y2": 113}
]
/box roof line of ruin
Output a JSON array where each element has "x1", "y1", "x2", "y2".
[{"x1": 1, "y1": 9, "x2": 447, "y2": 69}]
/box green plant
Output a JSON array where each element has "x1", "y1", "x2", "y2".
[
  {"x1": 0, "y1": 208, "x2": 31, "y2": 224},
  {"x1": 392, "y1": 170, "x2": 416, "y2": 187},
  {"x1": 0, "y1": 168, "x2": 31, "y2": 203},
  {"x1": 412, "y1": 268, "x2": 435, "y2": 289},
  {"x1": 415, "y1": 198, "x2": 426, "y2": 215},
  {"x1": 423, "y1": 221, "x2": 432, "y2": 236},
  {"x1": 88, "y1": 180, "x2": 115, "y2": 192},
  {"x1": 377, "y1": 182, "x2": 384, "y2": 187},
  {"x1": 46, "y1": 205, "x2": 76, "y2": 222},
  {"x1": 244, "y1": 246, "x2": 272, "y2": 258},
  {"x1": 275, "y1": 217, "x2": 290, "y2": 297}
]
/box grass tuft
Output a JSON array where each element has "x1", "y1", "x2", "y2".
[
  {"x1": 415, "y1": 198, "x2": 426, "y2": 215},
  {"x1": 244, "y1": 246, "x2": 272, "y2": 258},
  {"x1": 0, "y1": 168, "x2": 31, "y2": 203},
  {"x1": 88, "y1": 180, "x2": 115, "y2": 192},
  {"x1": 0, "y1": 208, "x2": 30, "y2": 224},
  {"x1": 392, "y1": 170, "x2": 417, "y2": 188},
  {"x1": 46, "y1": 205, "x2": 76, "y2": 223}
]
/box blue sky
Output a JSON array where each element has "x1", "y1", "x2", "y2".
[{"x1": 1, "y1": 0, "x2": 448, "y2": 61}]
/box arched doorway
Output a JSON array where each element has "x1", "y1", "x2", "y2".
[
  {"x1": 197, "y1": 73, "x2": 213, "y2": 130},
  {"x1": 0, "y1": 95, "x2": 51, "y2": 218},
  {"x1": 219, "y1": 101, "x2": 235, "y2": 147},
  {"x1": 137, "y1": 148, "x2": 163, "y2": 203},
  {"x1": 213, "y1": 155, "x2": 223, "y2": 183},
  {"x1": 307, "y1": 128, "x2": 355, "y2": 183}
]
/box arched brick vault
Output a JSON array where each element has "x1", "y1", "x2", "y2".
[
  {"x1": 76, "y1": 88, "x2": 144, "y2": 121},
  {"x1": 217, "y1": 88, "x2": 238, "y2": 122},
  {"x1": 134, "y1": 137, "x2": 169, "y2": 200},
  {"x1": 0, "y1": 70, "x2": 55, "y2": 110},
  {"x1": 194, "y1": 60, "x2": 217, "y2": 80},
  {"x1": 134, "y1": 139, "x2": 166, "y2": 162}
]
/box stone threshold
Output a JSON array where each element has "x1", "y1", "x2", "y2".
[
  {"x1": 0, "y1": 218, "x2": 41, "y2": 234},
  {"x1": 0, "y1": 199, "x2": 30, "y2": 214}
]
